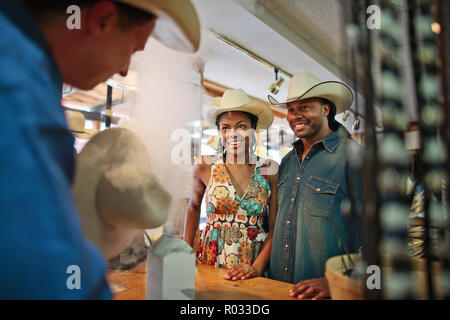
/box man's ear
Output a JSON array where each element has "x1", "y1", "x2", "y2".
[
  {"x1": 322, "y1": 102, "x2": 330, "y2": 117},
  {"x1": 85, "y1": 1, "x2": 119, "y2": 37}
]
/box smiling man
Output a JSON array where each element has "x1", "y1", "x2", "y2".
[
  {"x1": 0, "y1": 0, "x2": 199, "y2": 299},
  {"x1": 267, "y1": 73, "x2": 363, "y2": 300}
]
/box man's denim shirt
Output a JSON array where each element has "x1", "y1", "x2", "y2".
[
  {"x1": 269, "y1": 125, "x2": 363, "y2": 284},
  {"x1": 0, "y1": 0, "x2": 111, "y2": 299}
]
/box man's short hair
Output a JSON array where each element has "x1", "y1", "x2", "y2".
[
  {"x1": 21, "y1": 0, "x2": 155, "y2": 31},
  {"x1": 317, "y1": 97, "x2": 340, "y2": 132}
]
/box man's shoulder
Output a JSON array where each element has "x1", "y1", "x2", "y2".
[
  {"x1": 336, "y1": 133, "x2": 364, "y2": 156},
  {"x1": 277, "y1": 149, "x2": 298, "y2": 176},
  {"x1": 0, "y1": 9, "x2": 37, "y2": 55},
  {"x1": 0, "y1": 18, "x2": 58, "y2": 101},
  {"x1": 343, "y1": 135, "x2": 363, "y2": 149},
  {"x1": 280, "y1": 149, "x2": 296, "y2": 166}
]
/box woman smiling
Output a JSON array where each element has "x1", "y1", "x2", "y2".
[{"x1": 183, "y1": 89, "x2": 279, "y2": 281}]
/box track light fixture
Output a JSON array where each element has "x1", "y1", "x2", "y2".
[{"x1": 269, "y1": 68, "x2": 285, "y2": 94}]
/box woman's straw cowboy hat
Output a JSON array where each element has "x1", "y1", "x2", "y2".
[
  {"x1": 65, "y1": 110, "x2": 99, "y2": 140},
  {"x1": 117, "y1": 0, "x2": 201, "y2": 52},
  {"x1": 268, "y1": 73, "x2": 354, "y2": 114},
  {"x1": 205, "y1": 89, "x2": 274, "y2": 130},
  {"x1": 73, "y1": 128, "x2": 171, "y2": 259}
]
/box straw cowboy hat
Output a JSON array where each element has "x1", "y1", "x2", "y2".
[
  {"x1": 72, "y1": 127, "x2": 172, "y2": 259},
  {"x1": 65, "y1": 110, "x2": 99, "y2": 140},
  {"x1": 268, "y1": 73, "x2": 354, "y2": 114},
  {"x1": 117, "y1": 0, "x2": 200, "y2": 52},
  {"x1": 205, "y1": 89, "x2": 274, "y2": 130}
]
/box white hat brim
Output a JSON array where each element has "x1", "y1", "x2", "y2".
[
  {"x1": 269, "y1": 81, "x2": 354, "y2": 114},
  {"x1": 117, "y1": 0, "x2": 201, "y2": 53},
  {"x1": 72, "y1": 128, "x2": 99, "y2": 140},
  {"x1": 205, "y1": 100, "x2": 274, "y2": 130},
  {"x1": 73, "y1": 128, "x2": 171, "y2": 259}
]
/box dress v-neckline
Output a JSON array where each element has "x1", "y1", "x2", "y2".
[{"x1": 222, "y1": 159, "x2": 259, "y2": 199}]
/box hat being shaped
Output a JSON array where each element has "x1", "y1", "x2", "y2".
[
  {"x1": 268, "y1": 73, "x2": 354, "y2": 114},
  {"x1": 73, "y1": 128, "x2": 172, "y2": 259},
  {"x1": 116, "y1": 0, "x2": 200, "y2": 52},
  {"x1": 204, "y1": 89, "x2": 274, "y2": 130}
]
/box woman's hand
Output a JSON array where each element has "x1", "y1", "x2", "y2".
[{"x1": 224, "y1": 264, "x2": 261, "y2": 281}]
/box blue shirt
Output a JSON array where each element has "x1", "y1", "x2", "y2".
[
  {"x1": 269, "y1": 125, "x2": 363, "y2": 284},
  {"x1": 0, "y1": 1, "x2": 112, "y2": 299}
]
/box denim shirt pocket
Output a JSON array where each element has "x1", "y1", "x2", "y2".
[{"x1": 303, "y1": 176, "x2": 339, "y2": 218}]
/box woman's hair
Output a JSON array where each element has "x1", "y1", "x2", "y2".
[
  {"x1": 215, "y1": 111, "x2": 259, "y2": 130},
  {"x1": 21, "y1": 0, "x2": 155, "y2": 31},
  {"x1": 317, "y1": 98, "x2": 340, "y2": 132}
]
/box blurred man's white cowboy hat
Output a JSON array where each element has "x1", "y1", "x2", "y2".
[
  {"x1": 268, "y1": 73, "x2": 354, "y2": 114},
  {"x1": 65, "y1": 110, "x2": 99, "y2": 140},
  {"x1": 73, "y1": 128, "x2": 171, "y2": 259},
  {"x1": 117, "y1": 0, "x2": 201, "y2": 52},
  {"x1": 204, "y1": 89, "x2": 274, "y2": 130}
]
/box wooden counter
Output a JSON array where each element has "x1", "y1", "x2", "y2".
[{"x1": 107, "y1": 261, "x2": 296, "y2": 300}]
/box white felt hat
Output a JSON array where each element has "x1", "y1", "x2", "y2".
[
  {"x1": 204, "y1": 89, "x2": 274, "y2": 130},
  {"x1": 116, "y1": 0, "x2": 201, "y2": 52},
  {"x1": 268, "y1": 73, "x2": 354, "y2": 114},
  {"x1": 72, "y1": 127, "x2": 171, "y2": 259}
]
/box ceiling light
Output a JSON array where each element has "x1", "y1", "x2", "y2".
[
  {"x1": 269, "y1": 68, "x2": 285, "y2": 94},
  {"x1": 269, "y1": 77, "x2": 285, "y2": 94},
  {"x1": 342, "y1": 110, "x2": 351, "y2": 121}
]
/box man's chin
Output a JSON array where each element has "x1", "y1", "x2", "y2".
[
  {"x1": 293, "y1": 128, "x2": 308, "y2": 139},
  {"x1": 70, "y1": 85, "x2": 91, "y2": 91}
]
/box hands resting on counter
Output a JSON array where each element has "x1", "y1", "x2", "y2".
[
  {"x1": 197, "y1": 258, "x2": 331, "y2": 300},
  {"x1": 289, "y1": 277, "x2": 330, "y2": 300},
  {"x1": 223, "y1": 264, "x2": 331, "y2": 300},
  {"x1": 224, "y1": 263, "x2": 331, "y2": 300}
]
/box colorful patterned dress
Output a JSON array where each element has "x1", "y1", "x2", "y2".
[{"x1": 197, "y1": 157, "x2": 271, "y2": 268}]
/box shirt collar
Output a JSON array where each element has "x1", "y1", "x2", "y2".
[
  {"x1": 0, "y1": 0, "x2": 62, "y2": 83},
  {"x1": 292, "y1": 124, "x2": 350, "y2": 154}
]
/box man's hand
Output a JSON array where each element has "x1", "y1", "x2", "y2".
[
  {"x1": 289, "y1": 277, "x2": 331, "y2": 300},
  {"x1": 224, "y1": 264, "x2": 261, "y2": 281}
]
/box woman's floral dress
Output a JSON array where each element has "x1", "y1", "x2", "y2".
[{"x1": 197, "y1": 157, "x2": 271, "y2": 269}]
